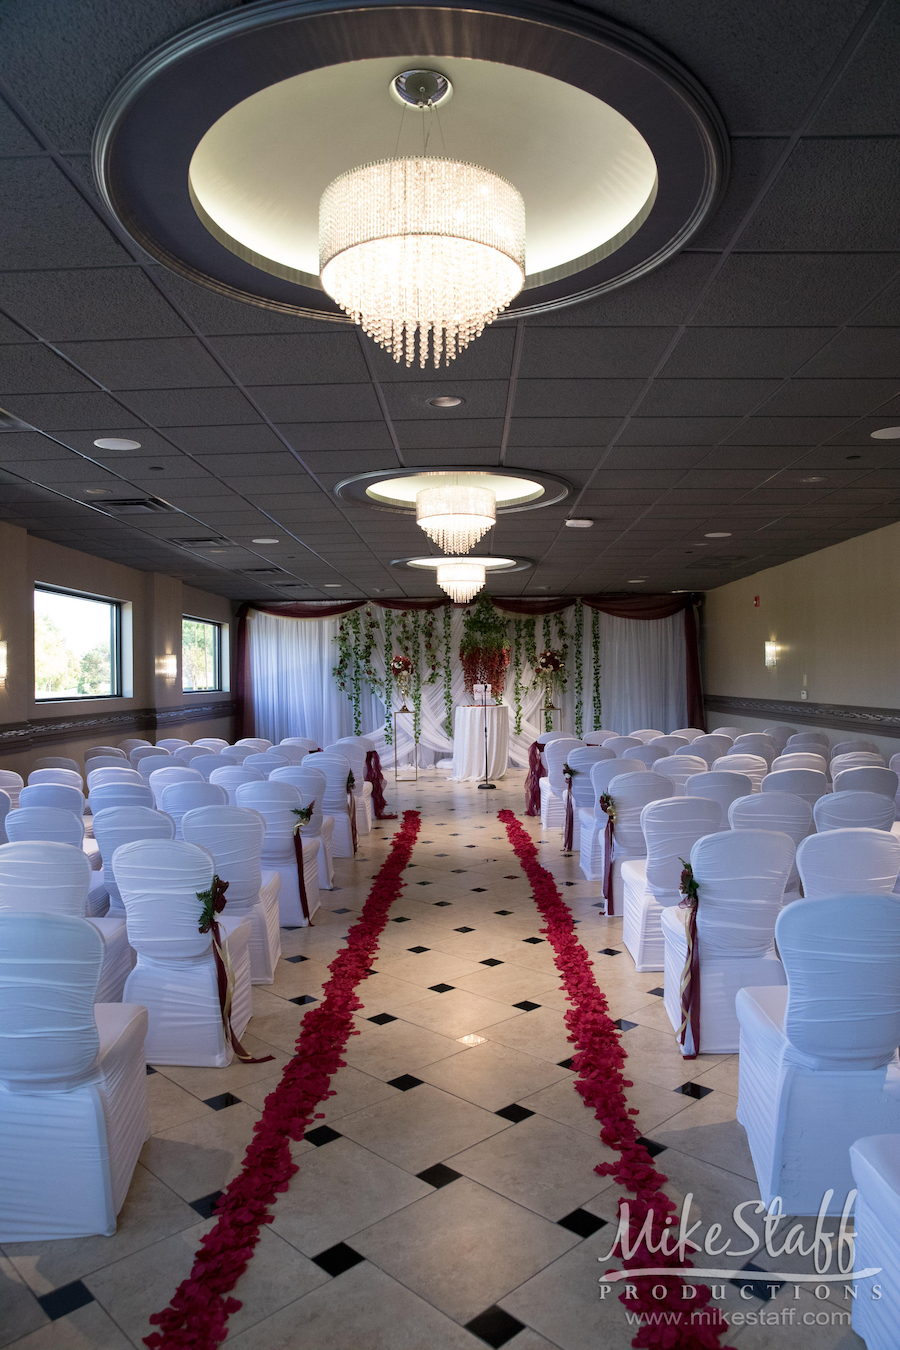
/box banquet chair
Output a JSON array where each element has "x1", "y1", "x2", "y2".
[
  {"x1": 155, "y1": 738, "x2": 190, "y2": 752},
  {"x1": 173, "y1": 745, "x2": 215, "y2": 766},
  {"x1": 209, "y1": 764, "x2": 265, "y2": 805},
  {"x1": 148, "y1": 765, "x2": 203, "y2": 807},
  {"x1": 890, "y1": 754, "x2": 900, "y2": 819},
  {"x1": 662, "y1": 829, "x2": 793, "y2": 1056},
  {"x1": 771, "y1": 751, "x2": 827, "y2": 775},
  {"x1": 653, "y1": 754, "x2": 707, "y2": 796},
  {"x1": 235, "y1": 738, "x2": 273, "y2": 753},
  {"x1": 86, "y1": 754, "x2": 134, "y2": 774},
  {"x1": 193, "y1": 738, "x2": 229, "y2": 752},
  {"x1": 183, "y1": 805, "x2": 282, "y2": 983},
  {"x1": 831, "y1": 751, "x2": 885, "y2": 778},
  {"x1": 334, "y1": 735, "x2": 383, "y2": 826},
  {"x1": 785, "y1": 732, "x2": 830, "y2": 752},
  {"x1": 136, "y1": 756, "x2": 178, "y2": 783},
  {"x1": 6, "y1": 807, "x2": 108, "y2": 915},
  {"x1": 0, "y1": 841, "x2": 132, "y2": 1003},
  {"x1": 0, "y1": 769, "x2": 23, "y2": 808},
  {"x1": 710, "y1": 726, "x2": 743, "y2": 741},
  {"x1": 243, "y1": 751, "x2": 291, "y2": 780},
  {"x1": 539, "y1": 737, "x2": 583, "y2": 830},
  {"x1": 671, "y1": 728, "x2": 705, "y2": 742},
  {"x1": 272, "y1": 743, "x2": 310, "y2": 766},
  {"x1": 92, "y1": 805, "x2": 175, "y2": 915},
  {"x1": 832, "y1": 739, "x2": 880, "y2": 759},
  {"x1": 0, "y1": 790, "x2": 9, "y2": 845},
  {"x1": 629, "y1": 729, "x2": 665, "y2": 744},
  {"x1": 762, "y1": 724, "x2": 798, "y2": 752},
  {"x1": 732, "y1": 733, "x2": 777, "y2": 765},
  {"x1": 736, "y1": 894, "x2": 900, "y2": 1214},
  {"x1": 235, "y1": 780, "x2": 321, "y2": 926},
  {"x1": 833, "y1": 766, "x2": 898, "y2": 800},
  {"x1": 603, "y1": 736, "x2": 643, "y2": 757},
  {"x1": 578, "y1": 758, "x2": 647, "y2": 881},
  {"x1": 728, "y1": 792, "x2": 812, "y2": 901},
  {"x1": 814, "y1": 790, "x2": 896, "y2": 834},
  {"x1": 850, "y1": 1135, "x2": 900, "y2": 1348},
  {"x1": 603, "y1": 770, "x2": 674, "y2": 913},
  {"x1": 0, "y1": 911, "x2": 149, "y2": 1240},
  {"x1": 761, "y1": 766, "x2": 828, "y2": 811},
  {"x1": 89, "y1": 784, "x2": 153, "y2": 817},
  {"x1": 621, "y1": 795, "x2": 721, "y2": 971},
  {"x1": 560, "y1": 746, "x2": 613, "y2": 850},
  {"x1": 20, "y1": 781, "x2": 85, "y2": 816},
  {"x1": 622, "y1": 744, "x2": 669, "y2": 768},
  {"x1": 597, "y1": 732, "x2": 624, "y2": 744},
  {"x1": 159, "y1": 780, "x2": 227, "y2": 840},
  {"x1": 270, "y1": 764, "x2": 334, "y2": 888},
  {"x1": 297, "y1": 751, "x2": 357, "y2": 858},
  {"x1": 650, "y1": 735, "x2": 690, "y2": 754},
  {"x1": 685, "y1": 770, "x2": 752, "y2": 828},
  {"x1": 85, "y1": 746, "x2": 127, "y2": 761},
  {"x1": 194, "y1": 754, "x2": 237, "y2": 780},
  {"x1": 33, "y1": 756, "x2": 81, "y2": 774},
  {"x1": 280, "y1": 737, "x2": 320, "y2": 754},
  {"x1": 221, "y1": 744, "x2": 254, "y2": 763},
  {"x1": 680, "y1": 734, "x2": 733, "y2": 768},
  {"x1": 28, "y1": 767, "x2": 83, "y2": 791},
  {"x1": 538, "y1": 730, "x2": 572, "y2": 746},
  {"x1": 714, "y1": 753, "x2": 768, "y2": 792},
  {"x1": 118, "y1": 738, "x2": 151, "y2": 754},
  {"x1": 113, "y1": 839, "x2": 253, "y2": 1066},
  {"x1": 87, "y1": 766, "x2": 143, "y2": 791},
  {"x1": 796, "y1": 828, "x2": 900, "y2": 901},
  {"x1": 583, "y1": 731, "x2": 611, "y2": 746},
  {"x1": 130, "y1": 746, "x2": 169, "y2": 768}
]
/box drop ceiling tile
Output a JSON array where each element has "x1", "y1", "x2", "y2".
[
  {"x1": 152, "y1": 270, "x2": 339, "y2": 334},
  {"x1": 795, "y1": 327, "x2": 900, "y2": 379},
  {"x1": 514, "y1": 379, "x2": 642, "y2": 418},
  {"x1": 589, "y1": 470, "x2": 685, "y2": 491},
  {"x1": 662, "y1": 326, "x2": 834, "y2": 379},
  {"x1": 692, "y1": 445, "x2": 807, "y2": 471},
  {"x1": 0, "y1": 309, "x2": 31, "y2": 344},
  {"x1": 118, "y1": 387, "x2": 261, "y2": 426},
  {"x1": 0, "y1": 268, "x2": 191, "y2": 341},
  {"x1": 519, "y1": 327, "x2": 676, "y2": 379},
  {"x1": 618, "y1": 418, "x2": 741, "y2": 445},
  {"x1": 639, "y1": 378, "x2": 782, "y2": 417},
  {"x1": 723, "y1": 416, "x2": 855, "y2": 445},
  {"x1": 211, "y1": 332, "x2": 370, "y2": 384},
  {"x1": 248, "y1": 383, "x2": 381, "y2": 422},
  {"x1": 194, "y1": 452, "x2": 306, "y2": 478},
  {"x1": 506, "y1": 418, "x2": 620, "y2": 447},
  {"x1": 527, "y1": 254, "x2": 718, "y2": 326},
  {"x1": 58, "y1": 337, "x2": 231, "y2": 390},
  {"x1": 0, "y1": 390, "x2": 132, "y2": 429},
  {"x1": 694, "y1": 253, "x2": 900, "y2": 326},
  {"x1": 689, "y1": 138, "x2": 790, "y2": 249},
  {"x1": 0, "y1": 159, "x2": 129, "y2": 268},
  {"x1": 759, "y1": 379, "x2": 900, "y2": 418},
  {"x1": 382, "y1": 380, "x2": 508, "y2": 420},
  {"x1": 405, "y1": 447, "x2": 503, "y2": 467},
  {"x1": 396, "y1": 419, "x2": 503, "y2": 450},
  {"x1": 237, "y1": 476, "x2": 323, "y2": 495},
  {"x1": 276, "y1": 420, "x2": 395, "y2": 452},
  {"x1": 603, "y1": 447, "x2": 707, "y2": 471}
]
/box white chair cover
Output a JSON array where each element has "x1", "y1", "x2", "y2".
[
  {"x1": 8, "y1": 805, "x2": 83, "y2": 848},
  {"x1": 833, "y1": 765, "x2": 899, "y2": 799},
  {"x1": 814, "y1": 790, "x2": 896, "y2": 834},
  {"x1": 629, "y1": 729, "x2": 665, "y2": 744},
  {"x1": 136, "y1": 755, "x2": 181, "y2": 783},
  {"x1": 280, "y1": 737, "x2": 320, "y2": 753},
  {"x1": 0, "y1": 911, "x2": 149, "y2": 1240},
  {"x1": 235, "y1": 738, "x2": 273, "y2": 752},
  {"x1": 303, "y1": 751, "x2": 358, "y2": 857},
  {"x1": 159, "y1": 780, "x2": 227, "y2": 839},
  {"x1": 622, "y1": 744, "x2": 669, "y2": 767},
  {"x1": 558, "y1": 746, "x2": 612, "y2": 850},
  {"x1": 272, "y1": 743, "x2": 309, "y2": 766},
  {"x1": 537, "y1": 730, "x2": 571, "y2": 746},
  {"x1": 891, "y1": 753, "x2": 900, "y2": 820},
  {"x1": 796, "y1": 828, "x2": 900, "y2": 900},
  {"x1": 650, "y1": 735, "x2": 690, "y2": 753},
  {"x1": 729, "y1": 791, "x2": 812, "y2": 899},
  {"x1": 771, "y1": 751, "x2": 827, "y2": 775},
  {"x1": 173, "y1": 746, "x2": 215, "y2": 766},
  {"x1": 762, "y1": 724, "x2": 798, "y2": 751},
  {"x1": 148, "y1": 765, "x2": 204, "y2": 807},
  {"x1": 662, "y1": 829, "x2": 793, "y2": 1055},
  {"x1": 328, "y1": 739, "x2": 374, "y2": 833},
  {"x1": 653, "y1": 754, "x2": 707, "y2": 795},
  {"x1": 710, "y1": 726, "x2": 743, "y2": 740},
  {"x1": 269, "y1": 764, "x2": 334, "y2": 889},
  {"x1": 832, "y1": 739, "x2": 880, "y2": 758},
  {"x1": 0, "y1": 790, "x2": 9, "y2": 846},
  {"x1": 685, "y1": 771, "x2": 752, "y2": 827},
  {"x1": 671, "y1": 728, "x2": 705, "y2": 741},
  {"x1": 33, "y1": 755, "x2": 81, "y2": 774},
  {"x1": 235, "y1": 781, "x2": 321, "y2": 926},
  {"x1": 155, "y1": 738, "x2": 190, "y2": 752},
  {"x1": 737, "y1": 895, "x2": 900, "y2": 1213},
  {"x1": 603, "y1": 736, "x2": 643, "y2": 756},
  {"x1": 193, "y1": 738, "x2": 229, "y2": 751},
  {"x1": 0, "y1": 770, "x2": 23, "y2": 808},
  {"x1": 732, "y1": 733, "x2": 776, "y2": 765},
  {"x1": 582, "y1": 731, "x2": 610, "y2": 746},
  {"x1": 87, "y1": 766, "x2": 143, "y2": 791},
  {"x1": 191, "y1": 754, "x2": 231, "y2": 780},
  {"x1": 223, "y1": 745, "x2": 256, "y2": 763},
  {"x1": 761, "y1": 766, "x2": 828, "y2": 809},
  {"x1": 850, "y1": 1135, "x2": 900, "y2": 1349},
  {"x1": 718, "y1": 752, "x2": 768, "y2": 791},
  {"x1": 621, "y1": 795, "x2": 721, "y2": 971},
  {"x1": 113, "y1": 838, "x2": 252, "y2": 1066},
  {"x1": 129, "y1": 746, "x2": 169, "y2": 768},
  {"x1": 539, "y1": 737, "x2": 583, "y2": 830},
  {"x1": 28, "y1": 767, "x2": 83, "y2": 790},
  {"x1": 85, "y1": 754, "x2": 133, "y2": 773},
  {"x1": 832, "y1": 751, "x2": 886, "y2": 777},
  {"x1": 605, "y1": 770, "x2": 674, "y2": 912},
  {"x1": 93, "y1": 805, "x2": 175, "y2": 914},
  {"x1": 20, "y1": 782, "x2": 85, "y2": 815},
  {"x1": 578, "y1": 759, "x2": 646, "y2": 881},
  {"x1": 118, "y1": 738, "x2": 150, "y2": 753},
  {"x1": 243, "y1": 751, "x2": 291, "y2": 779},
  {"x1": 785, "y1": 732, "x2": 829, "y2": 751},
  {"x1": 89, "y1": 782, "x2": 154, "y2": 814},
  {"x1": 678, "y1": 734, "x2": 733, "y2": 768},
  {"x1": 85, "y1": 746, "x2": 127, "y2": 761},
  {"x1": 183, "y1": 805, "x2": 282, "y2": 984},
  {"x1": 0, "y1": 840, "x2": 131, "y2": 1003},
  {"x1": 209, "y1": 764, "x2": 265, "y2": 805}
]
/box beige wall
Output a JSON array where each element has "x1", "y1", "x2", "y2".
[
  {"x1": 0, "y1": 521, "x2": 236, "y2": 776},
  {"x1": 704, "y1": 519, "x2": 900, "y2": 756}
]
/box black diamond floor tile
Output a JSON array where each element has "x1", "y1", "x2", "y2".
[
  {"x1": 332, "y1": 907, "x2": 351, "y2": 914},
  {"x1": 494, "y1": 910, "x2": 512, "y2": 916},
  {"x1": 675, "y1": 1080, "x2": 714, "y2": 1098},
  {"x1": 36, "y1": 1281, "x2": 95, "y2": 1321},
  {"x1": 387, "y1": 1074, "x2": 424, "y2": 1091},
  {"x1": 203, "y1": 1092, "x2": 242, "y2": 1111},
  {"x1": 408, "y1": 945, "x2": 430, "y2": 953},
  {"x1": 513, "y1": 1000, "x2": 541, "y2": 1012},
  {"x1": 311, "y1": 1242, "x2": 365, "y2": 1278},
  {"x1": 523, "y1": 937, "x2": 545, "y2": 945},
  {"x1": 502, "y1": 875, "x2": 518, "y2": 880},
  {"x1": 558, "y1": 1057, "x2": 575, "y2": 1070},
  {"x1": 306, "y1": 1125, "x2": 342, "y2": 1147},
  {"x1": 416, "y1": 880, "x2": 433, "y2": 886},
  {"x1": 600, "y1": 948, "x2": 621, "y2": 956},
  {"x1": 495, "y1": 1103, "x2": 535, "y2": 1124},
  {"x1": 451, "y1": 869, "x2": 467, "y2": 873},
  {"x1": 470, "y1": 888, "x2": 487, "y2": 893},
  {"x1": 648, "y1": 986, "x2": 665, "y2": 997},
  {"x1": 731, "y1": 1262, "x2": 785, "y2": 1301},
  {"x1": 636, "y1": 1135, "x2": 667, "y2": 1158},
  {"x1": 480, "y1": 958, "x2": 504, "y2": 967},
  {"x1": 455, "y1": 925, "x2": 475, "y2": 932},
  {"x1": 290, "y1": 994, "x2": 318, "y2": 1006},
  {"x1": 368, "y1": 1013, "x2": 397, "y2": 1025},
  {"x1": 429, "y1": 983, "x2": 454, "y2": 993},
  {"x1": 558, "y1": 1207, "x2": 608, "y2": 1238},
  {"x1": 433, "y1": 901, "x2": 452, "y2": 907},
  {"x1": 614, "y1": 1018, "x2": 638, "y2": 1032},
  {"x1": 281, "y1": 926, "x2": 302, "y2": 931},
  {"x1": 286, "y1": 954, "x2": 309, "y2": 963},
  {"x1": 416, "y1": 1163, "x2": 461, "y2": 1189},
  {"x1": 145, "y1": 1064, "x2": 157, "y2": 1075},
  {"x1": 190, "y1": 1190, "x2": 224, "y2": 1219},
  {"x1": 392, "y1": 916, "x2": 412, "y2": 922},
  {"x1": 465, "y1": 1305, "x2": 526, "y2": 1348}
]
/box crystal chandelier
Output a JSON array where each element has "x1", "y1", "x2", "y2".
[
  {"x1": 436, "y1": 560, "x2": 485, "y2": 603},
  {"x1": 416, "y1": 483, "x2": 496, "y2": 554}
]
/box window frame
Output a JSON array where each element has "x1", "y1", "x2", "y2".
[
  {"x1": 34, "y1": 583, "x2": 123, "y2": 703},
  {"x1": 181, "y1": 614, "x2": 223, "y2": 693}
]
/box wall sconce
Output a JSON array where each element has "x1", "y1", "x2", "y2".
[
  {"x1": 0, "y1": 640, "x2": 7, "y2": 686},
  {"x1": 765, "y1": 641, "x2": 778, "y2": 668},
  {"x1": 157, "y1": 653, "x2": 178, "y2": 681}
]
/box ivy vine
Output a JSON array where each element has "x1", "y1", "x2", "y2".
[
  {"x1": 591, "y1": 607, "x2": 602, "y2": 730},
  {"x1": 442, "y1": 604, "x2": 453, "y2": 734},
  {"x1": 512, "y1": 618, "x2": 524, "y2": 736},
  {"x1": 349, "y1": 608, "x2": 363, "y2": 734},
  {"x1": 383, "y1": 608, "x2": 394, "y2": 746},
  {"x1": 573, "y1": 600, "x2": 584, "y2": 738},
  {"x1": 411, "y1": 610, "x2": 422, "y2": 742}
]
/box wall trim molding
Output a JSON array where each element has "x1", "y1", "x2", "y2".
[
  {"x1": 0, "y1": 701, "x2": 237, "y2": 755},
  {"x1": 705, "y1": 694, "x2": 900, "y2": 739}
]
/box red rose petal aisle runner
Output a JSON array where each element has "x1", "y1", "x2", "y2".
[
  {"x1": 497, "y1": 809, "x2": 734, "y2": 1350},
  {"x1": 145, "y1": 810, "x2": 422, "y2": 1350}
]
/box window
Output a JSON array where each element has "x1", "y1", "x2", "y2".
[
  {"x1": 34, "y1": 586, "x2": 121, "y2": 701},
  {"x1": 182, "y1": 616, "x2": 222, "y2": 692}
]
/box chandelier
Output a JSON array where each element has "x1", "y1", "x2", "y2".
[
  {"x1": 318, "y1": 71, "x2": 525, "y2": 368},
  {"x1": 436, "y1": 560, "x2": 485, "y2": 603},
  {"x1": 416, "y1": 483, "x2": 496, "y2": 554}
]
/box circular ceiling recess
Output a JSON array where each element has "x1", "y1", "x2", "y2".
[
  {"x1": 93, "y1": 0, "x2": 728, "y2": 321},
  {"x1": 392, "y1": 555, "x2": 532, "y2": 573},
  {"x1": 335, "y1": 468, "x2": 570, "y2": 514}
]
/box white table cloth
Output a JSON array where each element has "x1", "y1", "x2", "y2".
[{"x1": 451, "y1": 704, "x2": 510, "y2": 782}]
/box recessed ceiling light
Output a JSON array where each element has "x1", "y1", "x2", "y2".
[
  {"x1": 704, "y1": 532, "x2": 732, "y2": 538},
  {"x1": 323, "y1": 583, "x2": 342, "y2": 587},
  {"x1": 801, "y1": 476, "x2": 824, "y2": 483},
  {"x1": 84, "y1": 488, "x2": 111, "y2": 496},
  {"x1": 252, "y1": 537, "x2": 280, "y2": 544},
  {"x1": 148, "y1": 465, "x2": 164, "y2": 471},
  {"x1": 846, "y1": 454, "x2": 862, "y2": 460},
  {"x1": 627, "y1": 578, "x2": 647, "y2": 584},
  {"x1": 427, "y1": 396, "x2": 464, "y2": 408},
  {"x1": 870, "y1": 427, "x2": 900, "y2": 440},
  {"x1": 565, "y1": 518, "x2": 593, "y2": 528},
  {"x1": 93, "y1": 437, "x2": 141, "y2": 451}
]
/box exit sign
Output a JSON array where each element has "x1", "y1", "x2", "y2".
[{"x1": 753, "y1": 596, "x2": 760, "y2": 607}]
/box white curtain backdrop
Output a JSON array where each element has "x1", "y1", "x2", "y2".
[{"x1": 248, "y1": 605, "x2": 689, "y2": 761}]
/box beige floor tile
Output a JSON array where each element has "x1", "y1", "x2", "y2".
[
  {"x1": 0, "y1": 1301, "x2": 131, "y2": 1350},
  {"x1": 139, "y1": 1101, "x2": 262, "y2": 1202},
  {"x1": 499, "y1": 1236, "x2": 639, "y2": 1350},
  {"x1": 614, "y1": 1022, "x2": 728, "y2": 1089},
  {"x1": 353, "y1": 1177, "x2": 578, "y2": 1322},
  {"x1": 269, "y1": 1136, "x2": 431, "y2": 1255},
  {"x1": 343, "y1": 1017, "x2": 467, "y2": 1081},
  {"x1": 145, "y1": 1071, "x2": 216, "y2": 1133},
  {"x1": 505, "y1": 1332, "x2": 563, "y2": 1350},
  {"x1": 518, "y1": 1071, "x2": 694, "y2": 1138},
  {"x1": 0, "y1": 1256, "x2": 46, "y2": 1347},
  {"x1": 336, "y1": 1083, "x2": 508, "y2": 1173},
  {"x1": 651, "y1": 1090, "x2": 756, "y2": 1180},
  {"x1": 223, "y1": 1259, "x2": 484, "y2": 1350},
  {"x1": 453, "y1": 963, "x2": 563, "y2": 1004},
  {"x1": 240, "y1": 1063, "x2": 395, "y2": 1122},
  {"x1": 692, "y1": 1054, "x2": 741, "y2": 1094},
  {"x1": 152, "y1": 1035, "x2": 291, "y2": 1095},
  {"x1": 418, "y1": 1039, "x2": 572, "y2": 1111},
  {"x1": 375, "y1": 950, "x2": 485, "y2": 986},
  {"x1": 729, "y1": 1286, "x2": 865, "y2": 1348},
  {"x1": 480, "y1": 1006, "x2": 576, "y2": 1064},
  {"x1": 398, "y1": 989, "x2": 523, "y2": 1037}
]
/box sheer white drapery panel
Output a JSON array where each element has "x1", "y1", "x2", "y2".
[{"x1": 597, "y1": 611, "x2": 687, "y2": 737}]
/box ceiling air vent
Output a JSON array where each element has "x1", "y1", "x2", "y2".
[
  {"x1": 101, "y1": 497, "x2": 176, "y2": 515},
  {"x1": 169, "y1": 536, "x2": 226, "y2": 547},
  {"x1": 243, "y1": 566, "x2": 286, "y2": 574}
]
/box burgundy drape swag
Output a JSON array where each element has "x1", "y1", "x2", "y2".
[{"x1": 234, "y1": 594, "x2": 704, "y2": 740}]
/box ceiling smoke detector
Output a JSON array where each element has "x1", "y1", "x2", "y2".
[
  {"x1": 565, "y1": 518, "x2": 594, "y2": 528},
  {"x1": 93, "y1": 437, "x2": 141, "y2": 451}
]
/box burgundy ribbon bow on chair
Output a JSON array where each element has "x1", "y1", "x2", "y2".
[
  {"x1": 365, "y1": 749, "x2": 397, "y2": 820},
  {"x1": 599, "y1": 793, "x2": 616, "y2": 914},
  {"x1": 524, "y1": 740, "x2": 545, "y2": 817},
  {"x1": 291, "y1": 810, "x2": 314, "y2": 925},
  {"x1": 676, "y1": 860, "x2": 701, "y2": 1059},
  {"x1": 346, "y1": 773, "x2": 358, "y2": 854},
  {"x1": 562, "y1": 768, "x2": 575, "y2": 852},
  {"x1": 198, "y1": 875, "x2": 273, "y2": 1064}
]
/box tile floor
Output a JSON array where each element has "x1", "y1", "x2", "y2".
[{"x1": 0, "y1": 770, "x2": 865, "y2": 1350}]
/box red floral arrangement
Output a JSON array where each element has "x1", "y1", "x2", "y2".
[
  {"x1": 459, "y1": 593, "x2": 511, "y2": 696},
  {"x1": 537, "y1": 647, "x2": 565, "y2": 674},
  {"x1": 390, "y1": 653, "x2": 412, "y2": 678}
]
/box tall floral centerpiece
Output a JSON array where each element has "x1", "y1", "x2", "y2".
[
  {"x1": 459, "y1": 593, "x2": 510, "y2": 697},
  {"x1": 535, "y1": 647, "x2": 565, "y2": 722},
  {"x1": 390, "y1": 653, "x2": 413, "y2": 710}
]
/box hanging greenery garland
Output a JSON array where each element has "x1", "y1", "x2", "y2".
[
  {"x1": 573, "y1": 600, "x2": 584, "y2": 737},
  {"x1": 382, "y1": 608, "x2": 394, "y2": 746},
  {"x1": 459, "y1": 593, "x2": 511, "y2": 694},
  {"x1": 512, "y1": 618, "x2": 524, "y2": 735},
  {"x1": 332, "y1": 615, "x2": 352, "y2": 692},
  {"x1": 523, "y1": 616, "x2": 537, "y2": 673},
  {"x1": 411, "y1": 610, "x2": 423, "y2": 742},
  {"x1": 553, "y1": 610, "x2": 569, "y2": 695},
  {"x1": 442, "y1": 604, "x2": 453, "y2": 735},
  {"x1": 349, "y1": 608, "x2": 363, "y2": 734},
  {"x1": 422, "y1": 609, "x2": 440, "y2": 685},
  {"x1": 591, "y1": 607, "x2": 602, "y2": 729},
  {"x1": 360, "y1": 606, "x2": 380, "y2": 699}
]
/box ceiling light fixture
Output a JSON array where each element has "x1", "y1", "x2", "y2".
[
  {"x1": 801, "y1": 476, "x2": 824, "y2": 483},
  {"x1": 871, "y1": 427, "x2": 900, "y2": 440},
  {"x1": 436, "y1": 560, "x2": 485, "y2": 602},
  {"x1": 323, "y1": 583, "x2": 342, "y2": 588},
  {"x1": 704, "y1": 531, "x2": 732, "y2": 538},
  {"x1": 565, "y1": 518, "x2": 593, "y2": 528},
  {"x1": 93, "y1": 437, "x2": 141, "y2": 451},
  {"x1": 318, "y1": 71, "x2": 525, "y2": 368},
  {"x1": 416, "y1": 480, "x2": 496, "y2": 554},
  {"x1": 84, "y1": 488, "x2": 111, "y2": 496},
  {"x1": 252, "y1": 537, "x2": 280, "y2": 544},
  {"x1": 627, "y1": 578, "x2": 646, "y2": 584},
  {"x1": 427, "y1": 396, "x2": 464, "y2": 408}
]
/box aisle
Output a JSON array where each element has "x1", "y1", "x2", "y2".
[{"x1": 0, "y1": 772, "x2": 862, "y2": 1350}]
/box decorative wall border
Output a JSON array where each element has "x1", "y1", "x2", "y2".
[
  {"x1": 0, "y1": 700, "x2": 237, "y2": 756},
  {"x1": 705, "y1": 694, "x2": 900, "y2": 740}
]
